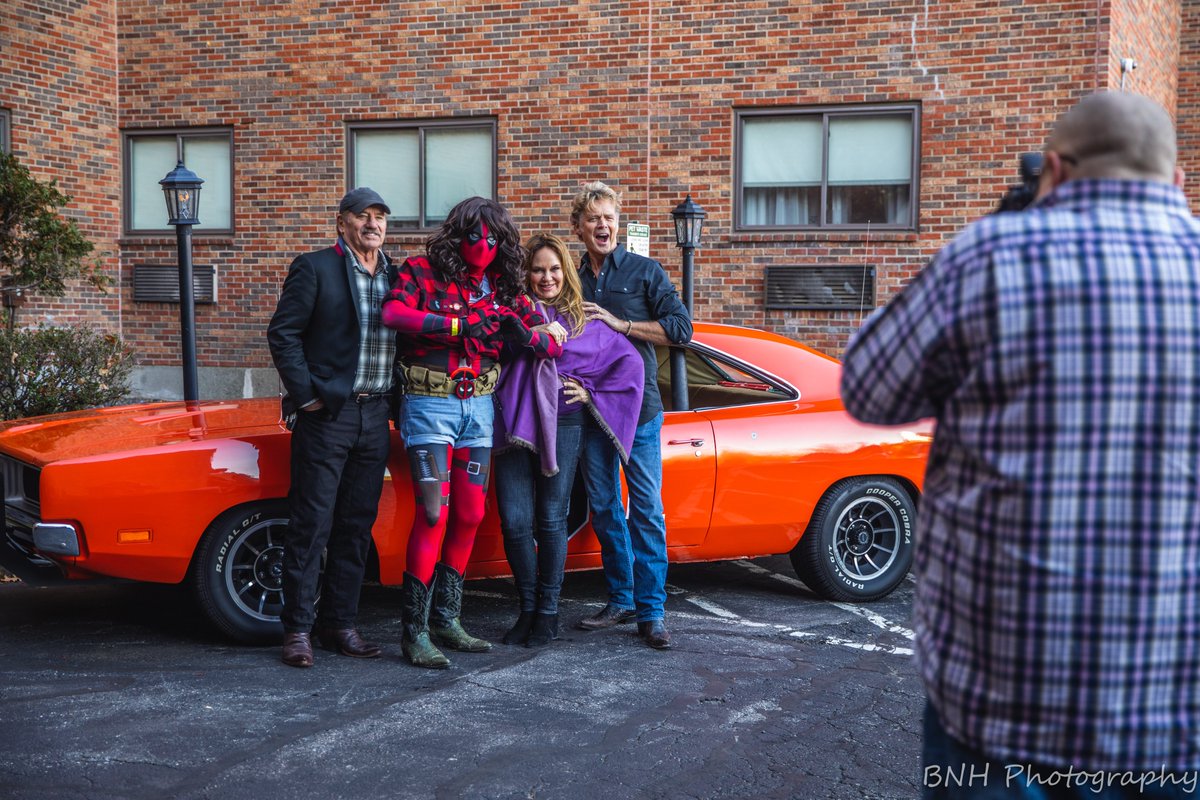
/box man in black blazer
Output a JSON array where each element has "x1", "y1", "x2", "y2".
[{"x1": 267, "y1": 187, "x2": 399, "y2": 668}]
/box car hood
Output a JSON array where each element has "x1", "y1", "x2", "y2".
[{"x1": 0, "y1": 399, "x2": 281, "y2": 468}]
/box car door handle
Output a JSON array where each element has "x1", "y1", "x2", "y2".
[{"x1": 668, "y1": 438, "x2": 705, "y2": 447}]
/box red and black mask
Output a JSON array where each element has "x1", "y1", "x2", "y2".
[{"x1": 460, "y1": 220, "x2": 498, "y2": 273}]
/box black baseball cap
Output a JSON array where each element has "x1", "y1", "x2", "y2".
[{"x1": 338, "y1": 187, "x2": 391, "y2": 215}]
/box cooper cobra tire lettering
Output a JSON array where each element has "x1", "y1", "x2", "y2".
[{"x1": 790, "y1": 476, "x2": 917, "y2": 603}]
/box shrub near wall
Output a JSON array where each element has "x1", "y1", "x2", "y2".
[{"x1": 0, "y1": 325, "x2": 134, "y2": 420}]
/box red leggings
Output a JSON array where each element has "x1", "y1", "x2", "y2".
[{"x1": 405, "y1": 445, "x2": 491, "y2": 585}]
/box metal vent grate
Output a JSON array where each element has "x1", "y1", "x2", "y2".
[
  {"x1": 133, "y1": 264, "x2": 216, "y2": 304},
  {"x1": 764, "y1": 265, "x2": 875, "y2": 310}
]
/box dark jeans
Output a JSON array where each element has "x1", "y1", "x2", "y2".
[
  {"x1": 280, "y1": 397, "x2": 390, "y2": 632},
  {"x1": 922, "y1": 701, "x2": 1199, "y2": 799},
  {"x1": 493, "y1": 422, "x2": 583, "y2": 615}
]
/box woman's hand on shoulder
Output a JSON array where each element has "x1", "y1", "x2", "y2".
[{"x1": 532, "y1": 321, "x2": 568, "y2": 345}]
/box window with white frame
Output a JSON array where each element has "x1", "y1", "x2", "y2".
[
  {"x1": 736, "y1": 105, "x2": 919, "y2": 230},
  {"x1": 0, "y1": 109, "x2": 10, "y2": 154},
  {"x1": 349, "y1": 119, "x2": 496, "y2": 230},
  {"x1": 124, "y1": 129, "x2": 233, "y2": 233}
]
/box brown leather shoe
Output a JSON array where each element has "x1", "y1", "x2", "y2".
[
  {"x1": 637, "y1": 620, "x2": 672, "y2": 650},
  {"x1": 576, "y1": 604, "x2": 637, "y2": 631},
  {"x1": 314, "y1": 626, "x2": 382, "y2": 658},
  {"x1": 281, "y1": 631, "x2": 314, "y2": 667}
]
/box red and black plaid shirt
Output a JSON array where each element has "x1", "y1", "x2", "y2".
[{"x1": 383, "y1": 256, "x2": 561, "y2": 374}]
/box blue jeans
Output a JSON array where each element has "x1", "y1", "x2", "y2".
[
  {"x1": 400, "y1": 393, "x2": 494, "y2": 448},
  {"x1": 578, "y1": 411, "x2": 667, "y2": 622},
  {"x1": 922, "y1": 701, "x2": 1199, "y2": 799},
  {"x1": 494, "y1": 423, "x2": 583, "y2": 615}
]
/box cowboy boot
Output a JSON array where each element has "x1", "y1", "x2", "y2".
[
  {"x1": 401, "y1": 572, "x2": 450, "y2": 669},
  {"x1": 429, "y1": 562, "x2": 492, "y2": 652}
]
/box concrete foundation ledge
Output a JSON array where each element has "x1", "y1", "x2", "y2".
[{"x1": 127, "y1": 366, "x2": 280, "y2": 402}]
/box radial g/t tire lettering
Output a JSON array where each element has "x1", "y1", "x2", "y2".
[{"x1": 790, "y1": 476, "x2": 916, "y2": 602}]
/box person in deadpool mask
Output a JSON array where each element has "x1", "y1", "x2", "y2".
[{"x1": 382, "y1": 196, "x2": 565, "y2": 669}]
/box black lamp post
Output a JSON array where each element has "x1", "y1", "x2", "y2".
[
  {"x1": 160, "y1": 161, "x2": 203, "y2": 403},
  {"x1": 669, "y1": 195, "x2": 706, "y2": 412},
  {"x1": 671, "y1": 194, "x2": 706, "y2": 313}
]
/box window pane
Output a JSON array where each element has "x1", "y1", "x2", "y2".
[
  {"x1": 744, "y1": 186, "x2": 820, "y2": 226},
  {"x1": 354, "y1": 130, "x2": 419, "y2": 227},
  {"x1": 130, "y1": 137, "x2": 178, "y2": 230},
  {"x1": 827, "y1": 184, "x2": 911, "y2": 225},
  {"x1": 827, "y1": 114, "x2": 912, "y2": 185},
  {"x1": 826, "y1": 114, "x2": 913, "y2": 226},
  {"x1": 741, "y1": 116, "x2": 824, "y2": 227},
  {"x1": 181, "y1": 136, "x2": 231, "y2": 229},
  {"x1": 0, "y1": 110, "x2": 9, "y2": 154},
  {"x1": 425, "y1": 127, "x2": 492, "y2": 226},
  {"x1": 742, "y1": 117, "x2": 822, "y2": 185}
]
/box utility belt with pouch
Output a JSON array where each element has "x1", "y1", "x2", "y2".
[{"x1": 400, "y1": 362, "x2": 500, "y2": 399}]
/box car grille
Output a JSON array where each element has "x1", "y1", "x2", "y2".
[
  {"x1": 2, "y1": 455, "x2": 39, "y2": 510},
  {"x1": 2, "y1": 454, "x2": 47, "y2": 564}
]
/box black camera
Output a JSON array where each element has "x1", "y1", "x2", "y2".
[{"x1": 995, "y1": 152, "x2": 1044, "y2": 212}]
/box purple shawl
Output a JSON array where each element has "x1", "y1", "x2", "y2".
[{"x1": 494, "y1": 304, "x2": 644, "y2": 475}]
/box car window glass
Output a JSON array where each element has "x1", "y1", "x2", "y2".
[{"x1": 656, "y1": 346, "x2": 790, "y2": 411}]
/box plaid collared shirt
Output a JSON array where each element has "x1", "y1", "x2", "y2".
[
  {"x1": 841, "y1": 179, "x2": 1200, "y2": 771},
  {"x1": 386, "y1": 255, "x2": 554, "y2": 374},
  {"x1": 343, "y1": 241, "x2": 395, "y2": 395}
]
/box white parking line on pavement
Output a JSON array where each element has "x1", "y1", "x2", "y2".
[
  {"x1": 787, "y1": 629, "x2": 914, "y2": 656},
  {"x1": 730, "y1": 559, "x2": 915, "y2": 639},
  {"x1": 832, "y1": 602, "x2": 915, "y2": 639},
  {"x1": 730, "y1": 559, "x2": 809, "y2": 591},
  {"x1": 676, "y1": 578, "x2": 913, "y2": 657},
  {"x1": 682, "y1": 595, "x2": 743, "y2": 620}
]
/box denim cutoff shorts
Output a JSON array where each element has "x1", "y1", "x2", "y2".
[{"x1": 399, "y1": 393, "x2": 495, "y2": 449}]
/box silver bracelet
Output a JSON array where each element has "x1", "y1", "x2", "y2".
[{"x1": 625, "y1": 319, "x2": 633, "y2": 335}]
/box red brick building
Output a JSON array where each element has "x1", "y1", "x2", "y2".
[{"x1": 0, "y1": 0, "x2": 1193, "y2": 398}]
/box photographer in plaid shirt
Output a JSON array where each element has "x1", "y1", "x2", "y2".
[{"x1": 842, "y1": 92, "x2": 1200, "y2": 798}]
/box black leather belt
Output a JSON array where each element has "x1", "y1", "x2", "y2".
[{"x1": 354, "y1": 392, "x2": 389, "y2": 404}]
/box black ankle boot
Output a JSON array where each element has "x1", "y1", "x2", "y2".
[
  {"x1": 525, "y1": 613, "x2": 559, "y2": 648},
  {"x1": 503, "y1": 611, "x2": 536, "y2": 645}
]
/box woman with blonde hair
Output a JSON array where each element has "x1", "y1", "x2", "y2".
[{"x1": 492, "y1": 233, "x2": 643, "y2": 647}]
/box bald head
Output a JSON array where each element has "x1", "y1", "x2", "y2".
[{"x1": 1047, "y1": 92, "x2": 1177, "y2": 182}]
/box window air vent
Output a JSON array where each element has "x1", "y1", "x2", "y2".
[
  {"x1": 764, "y1": 265, "x2": 875, "y2": 311},
  {"x1": 133, "y1": 265, "x2": 216, "y2": 304}
]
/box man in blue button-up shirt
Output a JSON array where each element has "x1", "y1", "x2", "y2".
[{"x1": 569, "y1": 181, "x2": 692, "y2": 649}]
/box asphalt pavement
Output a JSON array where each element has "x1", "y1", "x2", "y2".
[{"x1": 0, "y1": 555, "x2": 923, "y2": 800}]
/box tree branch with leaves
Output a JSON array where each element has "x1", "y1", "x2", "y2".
[{"x1": 0, "y1": 152, "x2": 111, "y2": 331}]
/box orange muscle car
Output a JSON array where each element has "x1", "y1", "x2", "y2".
[{"x1": 0, "y1": 323, "x2": 931, "y2": 642}]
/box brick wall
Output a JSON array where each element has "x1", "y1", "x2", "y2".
[
  {"x1": 1110, "y1": 0, "x2": 1181, "y2": 110},
  {"x1": 1179, "y1": 0, "x2": 1200, "y2": 213},
  {"x1": 3, "y1": 0, "x2": 1190, "y2": 377},
  {"x1": 0, "y1": 0, "x2": 120, "y2": 332}
]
